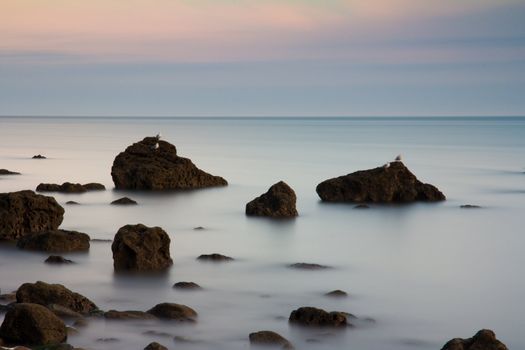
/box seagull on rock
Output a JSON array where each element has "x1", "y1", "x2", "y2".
[
  {"x1": 155, "y1": 132, "x2": 162, "y2": 141},
  {"x1": 395, "y1": 154, "x2": 402, "y2": 162},
  {"x1": 383, "y1": 162, "x2": 391, "y2": 169}
]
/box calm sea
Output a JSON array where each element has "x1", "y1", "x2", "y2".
[{"x1": 0, "y1": 116, "x2": 524, "y2": 349}]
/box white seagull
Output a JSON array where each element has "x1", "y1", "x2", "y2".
[
  {"x1": 154, "y1": 142, "x2": 159, "y2": 150},
  {"x1": 395, "y1": 154, "x2": 402, "y2": 162},
  {"x1": 383, "y1": 162, "x2": 391, "y2": 169}
]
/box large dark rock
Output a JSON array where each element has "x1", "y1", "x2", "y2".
[
  {"x1": 249, "y1": 331, "x2": 294, "y2": 349},
  {"x1": 111, "y1": 137, "x2": 227, "y2": 190},
  {"x1": 316, "y1": 161, "x2": 445, "y2": 203},
  {"x1": 289, "y1": 307, "x2": 348, "y2": 327},
  {"x1": 112, "y1": 224, "x2": 173, "y2": 271},
  {"x1": 0, "y1": 303, "x2": 67, "y2": 345},
  {"x1": 17, "y1": 230, "x2": 90, "y2": 252},
  {"x1": 441, "y1": 329, "x2": 508, "y2": 350},
  {"x1": 36, "y1": 182, "x2": 105, "y2": 193},
  {"x1": 16, "y1": 281, "x2": 98, "y2": 315},
  {"x1": 147, "y1": 303, "x2": 197, "y2": 322},
  {"x1": 0, "y1": 169, "x2": 20, "y2": 175},
  {"x1": 246, "y1": 181, "x2": 298, "y2": 218},
  {"x1": 0, "y1": 191, "x2": 64, "y2": 241}
]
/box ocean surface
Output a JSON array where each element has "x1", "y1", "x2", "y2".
[{"x1": 0, "y1": 116, "x2": 524, "y2": 350}]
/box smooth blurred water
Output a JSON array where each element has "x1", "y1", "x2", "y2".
[{"x1": 0, "y1": 116, "x2": 524, "y2": 350}]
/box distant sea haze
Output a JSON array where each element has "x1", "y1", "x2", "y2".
[{"x1": 0, "y1": 116, "x2": 523, "y2": 349}]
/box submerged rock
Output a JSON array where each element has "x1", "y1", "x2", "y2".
[
  {"x1": 45, "y1": 256, "x2": 74, "y2": 264},
  {"x1": 16, "y1": 281, "x2": 98, "y2": 315},
  {"x1": 0, "y1": 169, "x2": 20, "y2": 175},
  {"x1": 0, "y1": 303, "x2": 67, "y2": 345},
  {"x1": 144, "y1": 342, "x2": 168, "y2": 350},
  {"x1": 104, "y1": 310, "x2": 156, "y2": 320},
  {"x1": 32, "y1": 154, "x2": 46, "y2": 159},
  {"x1": 249, "y1": 330, "x2": 294, "y2": 349},
  {"x1": 110, "y1": 197, "x2": 137, "y2": 205},
  {"x1": 197, "y1": 253, "x2": 234, "y2": 262},
  {"x1": 325, "y1": 290, "x2": 348, "y2": 298},
  {"x1": 316, "y1": 161, "x2": 445, "y2": 203},
  {"x1": 289, "y1": 307, "x2": 348, "y2": 327},
  {"x1": 173, "y1": 282, "x2": 202, "y2": 290},
  {"x1": 65, "y1": 201, "x2": 79, "y2": 205},
  {"x1": 0, "y1": 190, "x2": 64, "y2": 241},
  {"x1": 288, "y1": 263, "x2": 330, "y2": 270},
  {"x1": 147, "y1": 303, "x2": 197, "y2": 322},
  {"x1": 111, "y1": 136, "x2": 227, "y2": 190},
  {"x1": 17, "y1": 229, "x2": 90, "y2": 252},
  {"x1": 112, "y1": 224, "x2": 173, "y2": 271},
  {"x1": 354, "y1": 204, "x2": 370, "y2": 209},
  {"x1": 36, "y1": 182, "x2": 105, "y2": 193},
  {"x1": 246, "y1": 181, "x2": 298, "y2": 218},
  {"x1": 441, "y1": 329, "x2": 508, "y2": 350},
  {"x1": 460, "y1": 204, "x2": 482, "y2": 209}
]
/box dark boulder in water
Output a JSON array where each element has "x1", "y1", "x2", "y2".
[
  {"x1": 36, "y1": 182, "x2": 105, "y2": 193},
  {"x1": 288, "y1": 263, "x2": 330, "y2": 270},
  {"x1": 289, "y1": 307, "x2": 348, "y2": 327},
  {"x1": 111, "y1": 197, "x2": 137, "y2": 205},
  {"x1": 147, "y1": 303, "x2": 197, "y2": 322},
  {"x1": 0, "y1": 190, "x2": 64, "y2": 241},
  {"x1": 111, "y1": 137, "x2": 227, "y2": 190},
  {"x1": 32, "y1": 154, "x2": 46, "y2": 159},
  {"x1": 325, "y1": 290, "x2": 348, "y2": 298},
  {"x1": 16, "y1": 281, "x2": 98, "y2": 316},
  {"x1": 0, "y1": 169, "x2": 20, "y2": 175},
  {"x1": 144, "y1": 342, "x2": 168, "y2": 350},
  {"x1": 249, "y1": 330, "x2": 294, "y2": 349},
  {"x1": 441, "y1": 329, "x2": 508, "y2": 350},
  {"x1": 197, "y1": 253, "x2": 234, "y2": 262},
  {"x1": 17, "y1": 229, "x2": 90, "y2": 252},
  {"x1": 112, "y1": 224, "x2": 173, "y2": 271},
  {"x1": 45, "y1": 256, "x2": 74, "y2": 264},
  {"x1": 0, "y1": 303, "x2": 67, "y2": 345},
  {"x1": 173, "y1": 282, "x2": 202, "y2": 290},
  {"x1": 316, "y1": 161, "x2": 445, "y2": 203},
  {"x1": 246, "y1": 181, "x2": 298, "y2": 218},
  {"x1": 460, "y1": 204, "x2": 481, "y2": 209},
  {"x1": 65, "y1": 201, "x2": 79, "y2": 205}
]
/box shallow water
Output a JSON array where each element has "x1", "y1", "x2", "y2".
[{"x1": 0, "y1": 116, "x2": 524, "y2": 349}]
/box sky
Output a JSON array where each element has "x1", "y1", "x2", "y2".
[{"x1": 0, "y1": 0, "x2": 524, "y2": 117}]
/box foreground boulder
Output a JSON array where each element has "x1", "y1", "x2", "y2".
[
  {"x1": 249, "y1": 331, "x2": 294, "y2": 349},
  {"x1": 16, "y1": 281, "x2": 98, "y2": 315},
  {"x1": 0, "y1": 303, "x2": 67, "y2": 345},
  {"x1": 289, "y1": 307, "x2": 348, "y2": 327},
  {"x1": 147, "y1": 303, "x2": 197, "y2": 322},
  {"x1": 316, "y1": 161, "x2": 445, "y2": 203},
  {"x1": 0, "y1": 190, "x2": 64, "y2": 241},
  {"x1": 441, "y1": 329, "x2": 508, "y2": 350},
  {"x1": 112, "y1": 224, "x2": 173, "y2": 271},
  {"x1": 36, "y1": 182, "x2": 105, "y2": 193},
  {"x1": 17, "y1": 230, "x2": 90, "y2": 252},
  {"x1": 246, "y1": 181, "x2": 298, "y2": 218},
  {"x1": 111, "y1": 137, "x2": 227, "y2": 190}
]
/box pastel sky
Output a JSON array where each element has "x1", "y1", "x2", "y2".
[{"x1": 1, "y1": 0, "x2": 524, "y2": 116}]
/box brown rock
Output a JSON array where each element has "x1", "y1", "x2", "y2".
[
  {"x1": 325, "y1": 290, "x2": 348, "y2": 297},
  {"x1": 316, "y1": 161, "x2": 445, "y2": 203},
  {"x1": 104, "y1": 310, "x2": 156, "y2": 320},
  {"x1": 111, "y1": 197, "x2": 137, "y2": 205},
  {"x1": 147, "y1": 303, "x2": 197, "y2": 322},
  {"x1": 112, "y1": 224, "x2": 173, "y2": 271},
  {"x1": 144, "y1": 342, "x2": 168, "y2": 350},
  {"x1": 0, "y1": 303, "x2": 67, "y2": 345},
  {"x1": 173, "y1": 282, "x2": 202, "y2": 290},
  {"x1": 0, "y1": 169, "x2": 20, "y2": 175},
  {"x1": 246, "y1": 181, "x2": 298, "y2": 218},
  {"x1": 249, "y1": 331, "x2": 294, "y2": 349},
  {"x1": 17, "y1": 230, "x2": 90, "y2": 252},
  {"x1": 441, "y1": 329, "x2": 508, "y2": 350},
  {"x1": 111, "y1": 136, "x2": 227, "y2": 190},
  {"x1": 197, "y1": 253, "x2": 233, "y2": 262},
  {"x1": 45, "y1": 256, "x2": 74, "y2": 264},
  {"x1": 36, "y1": 182, "x2": 105, "y2": 193},
  {"x1": 65, "y1": 201, "x2": 79, "y2": 205},
  {"x1": 16, "y1": 281, "x2": 98, "y2": 315},
  {"x1": 0, "y1": 190, "x2": 64, "y2": 241},
  {"x1": 289, "y1": 307, "x2": 348, "y2": 327}
]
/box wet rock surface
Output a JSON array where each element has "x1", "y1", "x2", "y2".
[
  {"x1": 112, "y1": 224, "x2": 173, "y2": 271},
  {"x1": 441, "y1": 329, "x2": 508, "y2": 350},
  {"x1": 246, "y1": 181, "x2": 298, "y2": 218},
  {"x1": 0, "y1": 190, "x2": 64, "y2": 241},
  {"x1": 147, "y1": 303, "x2": 197, "y2": 322},
  {"x1": 17, "y1": 230, "x2": 90, "y2": 252},
  {"x1": 249, "y1": 331, "x2": 294, "y2": 349},
  {"x1": 111, "y1": 137, "x2": 227, "y2": 190},
  {"x1": 36, "y1": 182, "x2": 105, "y2": 193},
  {"x1": 16, "y1": 281, "x2": 98, "y2": 315},
  {"x1": 316, "y1": 161, "x2": 445, "y2": 203},
  {"x1": 111, "y1": 197, "x2": 137, "y2": 205},
  {"x1": 289, "y1": 307, "x2": 348, "y2": 327},
  {"x1": 0, "y1": 303, "x2": 67, "y2": 345}
]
